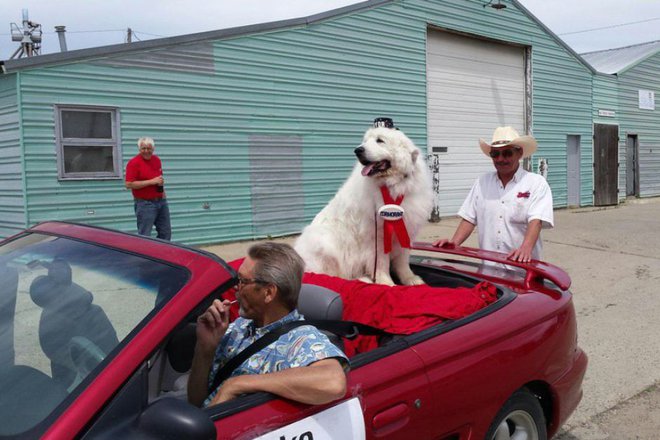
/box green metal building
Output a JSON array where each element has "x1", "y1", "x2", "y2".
[
  {"x1": 583, "y1": 41, "x2": 660, "y2": 202},
  {"x1": 0, "y1": 0, "x2": 599, "y2": 244}
]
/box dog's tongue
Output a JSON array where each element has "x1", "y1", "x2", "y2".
[{"x1": 361, "y1": 163, "x2": 375, "y2": 176}]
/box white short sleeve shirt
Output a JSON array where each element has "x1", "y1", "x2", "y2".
[{"x1": 458, "y1": 167, "x2": 554, "y2": 260}]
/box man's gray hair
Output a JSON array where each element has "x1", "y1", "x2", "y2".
[
  {"x1": 137, "y1": 137, "x2": 155, "y2": 148},
  {"x1": 248, "y1": 242, "x2": 304, "y2": 310}
]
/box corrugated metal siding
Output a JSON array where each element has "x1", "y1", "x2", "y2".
[
  {"x1": 0, "y1": 74, "x2": 25, "y2": 238},
  {"x1": 592, "y1": 74, "x2": 620, "y2": 203},
  {"x1": 17, "y1": 4, "x2": 429, "y2": 245},
  {"x1": 403, "y1": 0, "x2": 593, "y2": 208},
  {"x1": 617, "y1": 52, "x2": 660, "y2": 198},
  {"x1": 15, "y1": 0, "x2": 594, "y2": 244},
  {"x1": 529, "y1": 45, "x2": 593, "y2": 207}
]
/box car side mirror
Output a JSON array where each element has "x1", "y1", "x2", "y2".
[{"x1": 136, "y1": 398, "x2": 216, "y2": 440}]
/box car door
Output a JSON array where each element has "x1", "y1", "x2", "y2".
[
  {"x1": 351, "y1": 344, "x2": 435, "y2": 440},
  {"x1": 209, "y1": 341, "x2": 434, "y2": 439}
]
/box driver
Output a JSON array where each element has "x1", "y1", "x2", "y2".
[{"x1": 187, "y1": 242, "x2": 348, "y2": 407}]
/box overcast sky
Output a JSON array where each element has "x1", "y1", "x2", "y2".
[{"x1": 1, "y1": 0, "x2": 659, "y2": 60}]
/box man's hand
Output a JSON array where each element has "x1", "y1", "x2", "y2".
[
  {"x1": 433, "y1": 219, "x2": 475, "y2": 249},
  {"x1": 187, "y1": 299, "x2": 233, "y2": 407},
  {"x1": 196, "y1": 299, "x2": 232, "y2": 354},
  {"x1": 508, "y1": 219, "x2": 542, "y2": 263},
  {"x1": 508, "y1": 245, "x2": 533, "y2": 263},
  {"x1": 151, "y1": 175, "x2": 164, "y2": 186},
  {"x1": 125, "y1": 175, "x2": 164, "y2": 190},
  {"x1": 209, "y1": 376, "x2": 243, "y2": 405},
  {"x1": 432, "y1": 238, "x2": 455, "y2": 248}
]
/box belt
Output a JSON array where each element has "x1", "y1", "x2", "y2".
[{"x1": 134, "y1": 197, "x2": 165, "y2": 202}]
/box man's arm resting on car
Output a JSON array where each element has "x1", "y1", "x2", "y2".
[
  {"x1": 434, "y1": 219, "x2": 475, "y2": 247},
  {"x1": 208, "y1": 358, "x2": 347, "y2": 407},
  {"x1": 508, "y1": 219, "x2": 542, "y2": 263}
]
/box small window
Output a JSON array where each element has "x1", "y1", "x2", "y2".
[{"x1": 55, "y1": 105, "x2": 122, "y2": 180}]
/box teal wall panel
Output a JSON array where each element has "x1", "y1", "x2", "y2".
[
  {"x1": 617, "y1": 52, "x2": 660, "y2": 198},
  {"x1": 12, "y1": 0, "x2": 595, "y2": 244},
  {"x1": 0, "y1": 74, "x2": 25, "y2": 238},
  {"x1": 18, "y1": 64, "x2": 256, "y2": 244},
  {"x1": 528, "y1": 44, "x2": 592, "y2": 208}
]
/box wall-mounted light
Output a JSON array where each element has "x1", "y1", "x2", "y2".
[{"x1": 484, "y1": 0, "x2": 507, "y2": 10}]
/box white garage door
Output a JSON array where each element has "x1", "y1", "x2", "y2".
[{"x1": 427, "y1": 30, "x2": 527, "y2": 216}]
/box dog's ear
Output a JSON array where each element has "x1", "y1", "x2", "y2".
[{"x1": 411, "y1": 149, "x2": 419, "y2": 164}]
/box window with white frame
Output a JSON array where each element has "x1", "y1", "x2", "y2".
[{"x1": 55, "y1": 105, "x2": 121, "y2": 179}]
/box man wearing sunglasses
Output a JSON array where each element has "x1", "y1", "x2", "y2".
[
  {"x1": 188, "y1": 242, "x2": 348, "y2": 408},
  {"x1": 434, "y1": 127, "x2": 554, "y2": 263}
]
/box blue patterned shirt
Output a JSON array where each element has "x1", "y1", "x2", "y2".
[{"x1": 204, "y1": 310, "x2": 348, "y2": 406}]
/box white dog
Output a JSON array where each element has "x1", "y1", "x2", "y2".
[{"x1": 295, "y1": 122, "x2": 433, "y2": 285}]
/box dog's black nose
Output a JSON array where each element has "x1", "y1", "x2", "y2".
[{"x1": 354, "y1": 146, "x2": 365, "y2": 156}]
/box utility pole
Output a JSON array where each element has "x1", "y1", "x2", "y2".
[
  {"x1": 126, "y1": 28, "x2": 133, "y2": 43},
  {"x1": 9, "y1": 9, "x2": 42, "y2": 59}
]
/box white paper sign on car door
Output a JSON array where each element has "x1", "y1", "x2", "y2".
[{"x1": 254, "y1": 397, "x2": 365, "y2": 440}]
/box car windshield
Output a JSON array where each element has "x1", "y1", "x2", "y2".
[{"x1": 0, "y1": 232, "x2": 189, "y2": 436}]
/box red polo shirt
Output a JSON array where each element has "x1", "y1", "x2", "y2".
[{"x1": 125, "y1": 154, "x2": 164, "y2": 199}]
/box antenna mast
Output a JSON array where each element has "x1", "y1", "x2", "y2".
[{"x1": 9, "y1": 9, "x2": 42, "y2": 59}]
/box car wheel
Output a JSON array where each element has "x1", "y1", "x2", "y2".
[{"x1": 486, "y1": 388, "x2": 547, "y2": 440}]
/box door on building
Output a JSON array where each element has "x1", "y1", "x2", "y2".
[
  {"x1": 426, "y1": 29, "x2": 527, "y2": 216},
  {"x1": 567, "y1": 135, "x2": 581, "y2": 207},
  {"x1": 593, "y1": 123, "x2": 619, "y2": 206},
  {"x1": 626, "y1": 135, "x2": 639, "y2": 197}
]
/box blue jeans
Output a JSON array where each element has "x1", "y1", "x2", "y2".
[{"x1": 134, "y1": 199, "x2": 171, "y2": 240}]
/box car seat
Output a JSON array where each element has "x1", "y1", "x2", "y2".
[
  {"x1": 29, "y1": 258, "x2": 119, "y2": 390},
  {"x1": 297, "y1": 283, "x2": 344, "y2": 349}
]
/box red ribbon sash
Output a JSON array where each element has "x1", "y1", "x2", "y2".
[{"x1": 379, "y1": 186, "x2": 411, "y2": 254}]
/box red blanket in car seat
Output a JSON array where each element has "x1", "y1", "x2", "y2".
[{"x1": 226, "y1": 258, "x2": 497, "y2": 356}]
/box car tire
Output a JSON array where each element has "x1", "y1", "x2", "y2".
[{"x1": 486, "y1": 388, "x2": 547, "y2": 440}]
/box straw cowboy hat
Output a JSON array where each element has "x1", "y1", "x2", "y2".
[{"x1": 479, "y1": 126, "x2": 537, "y2": 158}]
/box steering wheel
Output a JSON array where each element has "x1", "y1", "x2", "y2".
[{"x1": 67, "y1": 336, "x2": 106, "y2": 389}]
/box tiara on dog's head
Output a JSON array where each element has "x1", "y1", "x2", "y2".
[{"x1": 373, "y1": 117, "x2": 395, "y2": 129}]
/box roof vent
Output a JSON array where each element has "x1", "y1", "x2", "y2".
[{"x1": 484, "y1": 0, "x2": 507, "y2": 10}]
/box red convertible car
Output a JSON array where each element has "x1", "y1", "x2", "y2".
[{"x1": 0, "y1": 222, "x2": 586, "y2": 440}]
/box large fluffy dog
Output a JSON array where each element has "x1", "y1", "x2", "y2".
[{"x1": 295, "y1": 124, "x2": 433, "y2": 285}]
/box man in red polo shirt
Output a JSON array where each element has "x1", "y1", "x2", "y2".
[{"x1": 125, "y1": 137, "x2": 171, "y2": 240}]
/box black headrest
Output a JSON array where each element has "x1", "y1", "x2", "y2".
[
  {"x1": 46, "y1": 259, "x2": 72, "y2": 285},
  {"x1": 29, "y1": 261, "x2": 92, "y2": 312},
  {"x1": 297, "y1": 284, "x2": 343, "y2": 320}
]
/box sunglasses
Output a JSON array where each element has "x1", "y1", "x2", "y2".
[
  {"x1": 489, "y1": 148, "x2": 520, "y2": 159},
  {"x1": 236, "y1": 276, "x2": 267, "y2": 288}
]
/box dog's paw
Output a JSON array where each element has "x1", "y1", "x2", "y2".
[
  {"x1": 358, "y1": 276, "x2": 374, "y2": 283},
  {"x1": 375, "y1": 274, "x2": 396, "y2": 286},
  {"x1": 401, "y1": 274, "x2": 425, "y2": 286}
]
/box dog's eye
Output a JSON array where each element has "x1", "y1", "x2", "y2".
[{"x1": 376, "y1": 138, "x2": 385, "y2": 144}]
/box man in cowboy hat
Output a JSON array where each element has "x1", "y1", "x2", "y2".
[{"x1": 433, "y1": 127, "x2": 554, "y2": 262}]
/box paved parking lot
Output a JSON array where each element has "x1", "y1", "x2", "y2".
[{"x1": 203, "y1": 197, "x2": 660, "y2": 438}]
